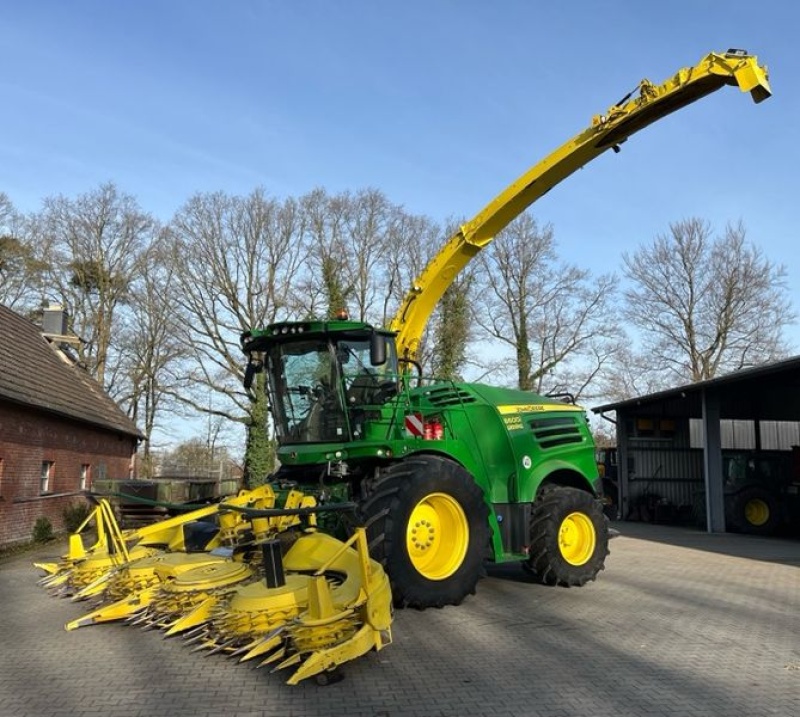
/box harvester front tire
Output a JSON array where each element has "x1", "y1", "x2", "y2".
[
  {"x1": 360, "y1": 455, "x2": 491, "y2": 609},
  {"x1": 527, "y1": 486, "x2": 609, "y2": 587}
]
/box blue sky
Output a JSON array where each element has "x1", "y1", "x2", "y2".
[{"x1": 2, "y1": 0, "x2": 799, "y2": 348}]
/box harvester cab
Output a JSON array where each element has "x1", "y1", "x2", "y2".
[{"x1": 243, "y1": 319, "x2": 399, "y2": 445}]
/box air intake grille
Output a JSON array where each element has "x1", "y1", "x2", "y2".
[
  {"x1": 424, "y1": 386, "x2": 477, "y2": 408},
  {"x1": 529, "y1": 416, "x2": 583, "y2": 449}
]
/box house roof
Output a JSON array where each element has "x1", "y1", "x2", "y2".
[
  {"x1": 591, "y1": 355, "x2": 800, "y2": 422},
  {"x1": 0, "y1": 304, "x2": 144, "y2": 439}
]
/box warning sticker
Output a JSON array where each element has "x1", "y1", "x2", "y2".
[{"x1": 404, "y1": 413, "x2": 424, "y2": 437}]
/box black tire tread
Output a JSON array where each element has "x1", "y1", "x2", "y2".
[
  {"x1": 359, "y1": 455, "x2": 492, "y2": 609},
  {"x1": 726, "y1": 486, "x2": 782, "y2": 536},
  {"x1": 527, "y1": 486, "x2": 609, "y2": 587}
]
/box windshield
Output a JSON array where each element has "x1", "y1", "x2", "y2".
[
  {"x1": 265, "y1": 333, "x2": 399, "y2": 444},
  {"x1": 267, "y1": 339, "x2": 348, "y2": 443}
]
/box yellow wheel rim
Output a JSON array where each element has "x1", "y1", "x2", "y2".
[
  {"x1": 558, "y1": 512, "x2": 596, "y2": 566},
  {"x1": 744, "y1": 498, "x2": 770, "y2": 526},
  {"x1": 406, "y1": 492, "x2": 469, "y2": 580}
]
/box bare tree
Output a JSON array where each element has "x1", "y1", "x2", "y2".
[
  {"x1": 31, "y1": 183, "x2": 155, "y2": 387},
  {"x1": 380, "y1": 209, "x2": 444, "y2": 373},
  {"x1": 623, "y1": 218, "x2": 795, "y2": 382},
  {"x1": 167, "y1": 188, "x2": 308, "y2": 485},
  {"x1": 111, "y1": 234, "x2": 189, "y2": 475},
  {"x1": 595, "y1": 345, "x2": 667, "y2": 402},
  {"x1": 473, "y1": 213, "x2": 618, "y2": 396},
  {"x1": 550, "y1": 333, "x2": 628, "y2": 404},
  {"x1": 381, "y1": 208, "x2": 441, "y2": 329},
  {"x1": 294, "y1": 187, "x2": 448, "y2": 357},
  {"x1": 341, "y1": 189, "x2": 393, "y2": 322},
  {"x1": 295, "y1": 188, "x2": 396, "y2": 323},
  {"x1": 0, "y1": 194, "x2": 44, "y2": 311},
  {"x1": 295, "y1": 188, "x2": 352, "y2": 319},
  {"x1": 0, "y1": 192, "x2": 12, "y2": 226}
]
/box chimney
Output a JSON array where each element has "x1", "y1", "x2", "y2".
[{"x1": 42, "y1": 304, "x2": 69, "y2": 337}]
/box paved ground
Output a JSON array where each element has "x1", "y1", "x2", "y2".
[{"x1": 1, "y1": 523, "x2": 798, "y2": 717}]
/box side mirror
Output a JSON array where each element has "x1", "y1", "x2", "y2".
[
  {"x1": 243, "y1": 356, "x2": 263, "y2": 389},
  {"x1": 370, "y1": 333, "x2": 387, "y2": 367}
]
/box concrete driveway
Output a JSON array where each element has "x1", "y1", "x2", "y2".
[{"x1": 1, "y1": 523, "x2": 798, "y2": 717}]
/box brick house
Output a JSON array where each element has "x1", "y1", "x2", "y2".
[{"x1": 0, "y1": 304, "x2": 143, "y2": 547}]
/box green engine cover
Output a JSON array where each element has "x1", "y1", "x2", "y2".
[{"x1": 406, "y1": 382, "x2": 599, "y2": 505}]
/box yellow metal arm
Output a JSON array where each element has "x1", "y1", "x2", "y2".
[{"x1": 390, "y1": 49, "x2": 770, "y2": 361}]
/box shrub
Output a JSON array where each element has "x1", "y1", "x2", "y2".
[
  {"x1": 62, "y1": 501, "x2": 92, "y2": 533},
  {"x1": 32, "y1": 517, "x2": 54, "y2": 543}
]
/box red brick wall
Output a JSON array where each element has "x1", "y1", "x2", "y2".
[{"x1": 0, "y1": 400, "x2": 138, "y2": 546}]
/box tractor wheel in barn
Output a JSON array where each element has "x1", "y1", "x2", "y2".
[
  {"x1": 726, "y1": 486, "x2": 782, "y2": 536},
  {"x1": 526, "y1": 486, "x2": 609, "y2": 587},
  {"x1": 359, "y1": 455, "x2": 491, "y2": 609}
]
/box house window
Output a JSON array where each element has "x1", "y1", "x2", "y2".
[
  {"x1": 0, "y1": 457, "x2": 4, "y2": 496},
  {"x1": 41, "y1": 461, "x2": 54, "y2": 493},
  {"x1": 80, "y1": 464, "x2": 91, "y2": 491}
]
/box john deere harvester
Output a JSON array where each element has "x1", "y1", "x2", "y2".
[
  {"x1": 37, "y1": 49, "x2": 771, "y2": 682},
  {"x1": 241, "y1": 50, "x2": 771, "y2": 609}
]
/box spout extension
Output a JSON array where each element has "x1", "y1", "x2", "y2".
[{"x1": 716, "y1": 49, "x2": 771, "y2": 103}]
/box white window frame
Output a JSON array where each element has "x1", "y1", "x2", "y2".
[
  {"x1": 41, "y1": 461, "x2": 54, "y2": 494},
  {"x1": 80, "y1": 464, "x2": 91, "y2": 491}
]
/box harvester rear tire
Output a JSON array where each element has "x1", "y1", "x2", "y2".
[
  {"x1": 527, "y1": 486, "x2": 609, "y2": 587},
  {"x1": 360, "y1": 455, "x2": 491, "y2": 609}
]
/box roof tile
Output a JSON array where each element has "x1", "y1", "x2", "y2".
[{"x1": 0, "y1": 304, "x2": 143, "y2": 438}]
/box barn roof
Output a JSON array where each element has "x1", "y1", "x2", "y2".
[{"x1": 592, "y1": 355, "x2": 800, "y2": 422}]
